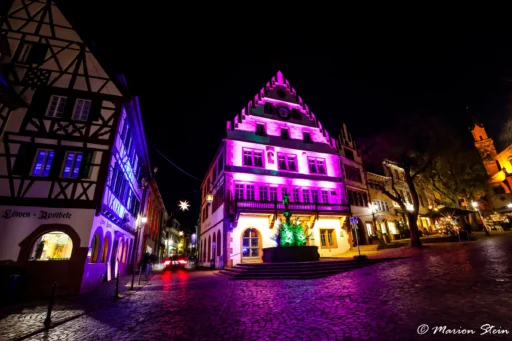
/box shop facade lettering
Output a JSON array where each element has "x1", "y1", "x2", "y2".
[{"x1": 1, "y1": 209, "x2": 72, "y2": 220}]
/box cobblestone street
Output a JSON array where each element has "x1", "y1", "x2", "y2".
[{"x1": 3, "y1": 236, "x2": 512, "y2": 341}]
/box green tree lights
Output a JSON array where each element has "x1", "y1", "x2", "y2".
[{"x1": 272, "y1": 194, "x2": 307, "y2": 247}]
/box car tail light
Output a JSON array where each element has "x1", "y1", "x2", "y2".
[
  {"x1": 178, "y1": 260, "x2": 187, "y2": 264},
  {"x1": 164, "y1": 260, "x2": 171, "y2": 266}
]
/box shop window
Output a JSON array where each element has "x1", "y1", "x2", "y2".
[
  {"x1": 90, "y1": 234, "x2": 100, "y2": 263},
  {"x1": 101, "y1": 237, "x2": 110, "y2": 263},
  {"x1": 319, "y1": 229, "x2": 337, "y2": 249},
  {"x1": 30, "y1": 231, "x2": 73, "y2": 261}
]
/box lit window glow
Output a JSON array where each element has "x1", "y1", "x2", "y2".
[
  {"x1": 61, "y1": 152, "x2": 83, "y2": 178},
  {"x1": 30, "y1": 231, "x2": 73, "y2": 261},
  {"x1": 32, "y1": 149, "x2": 55, "y2": 176}
]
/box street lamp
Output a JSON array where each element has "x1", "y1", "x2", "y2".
[
  {"x1": 507, "y1": 203, "x2": 512, "y2": 209},
  {"x1": 472, "y1": 201, "x2": 489, "y2": 235},
  {"x1": 131, "y1": 215, "x2": 147, "y2": 290}
]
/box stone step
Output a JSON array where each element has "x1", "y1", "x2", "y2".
[
  {"x1": 226, "y1": 263, "x2": 370, "y2": 273},
  {"x1": 235, "y1": 259, "x2": 384, "y2": 268},
  {"x1": 219, "y1": 258, "x2": 399, "y2": 280}
]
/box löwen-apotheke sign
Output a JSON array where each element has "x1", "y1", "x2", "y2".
[{"x1": 1, "y1": 209, "x2": 72, "y2": 220}]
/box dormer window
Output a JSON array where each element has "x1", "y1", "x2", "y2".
[
  {"x1": 281, "y1": 128, "x2": 289, "y2": 140},
  {"x1": 46, "y1": 95, "x2": 67, "y2": 118},
  {"x1": 303, "y1": 132, "x2": 313, "y2": 143},
  {"x1": 256, "y1": 123, "x2": 266, "y2": 136},
  {"x1": 72, "y1": 99, "x2": 92, "y2": 121}
]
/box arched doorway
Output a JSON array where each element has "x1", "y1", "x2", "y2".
[{"x1": 241, "y1": 228, "x2": 261, "y2": 262}]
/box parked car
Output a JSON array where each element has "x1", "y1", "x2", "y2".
[
  {"x1": 163, "y1": 256, "x2": 187, "y2": 270},
  {"x1": 188, "y1": 256, "x2": 198, "y2": 265}
]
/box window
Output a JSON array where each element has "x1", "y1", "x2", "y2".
[
  {"x1": 303, "y1": 131, "x2": 313, "y2": 143},
  {"x1": 345, "y1": 165, "x2": 362, "y2": 183},
  {"x1": 46, "y1": 95, "x2": 67, "y2": 118},
  {"x1": 344, "y1": 148, "x2": 355, "y2": 161},
  {"x1": 277, "y1": 154, "x2": 297, "y2": 171},
  {"x1": 281, "y1": 128, "x2": 290, "y2": 140},
  {"x1": 18, "y1": 42, "x2": 47, "y2": 65},
  {"x1": 246, "y1": 185, "x2": 255, "y2": 200},
  {"x1": 242, "y1": 228, "x2": 259, "y2": 258},
  {"x1": 212, "y1": 166, "x2": 217, "y2": 183},
  {"x1": 321, "y1": 190, "x2": 329, "y2": 204},
  {"x1": 235, "y1": 184, "x2": 244, "y2": 200},
  {"x1": 348, "y1": 190, "x2": 368, "y2": 207},
  {"x1": 61, "y1": 152, "x2": 83, "y2": 178},
  {"x1": 293, "y1": 188, "x2": 300, "y2": 202},
  {"x1": 302, "y1": 189, "x2": 310, "y2": 203},
  {"x1": 30, "y1": 231, "x2": 73, "y2": 261},
  {"x1": 319, "y1": 229, "x2": 337, "y2": 248},
  {"x1": 243, "y1": 149, "x2": 264, "y2": 167},
  {"x1": 256, "y1": 123, "x2": 266, "y2": 136},
  {"x1": 308, "y1": 158, "x2": 326, "y2": 174},
  {"x1": 18, "y1": 43, "x2": 32, "y2": 63},
  {"x1": 281, "y1": 188, "x2": 289, "y2": 201},
  {"x1": 269, "y1": 187, "x2": 277, "y2": 202},
  {"x1": 259, "y1": 186, "x2": 268, "y2": 201},
  {"x1": 212, "y1": 183, "x2": 225, "y2": 213},
  {"x1": 72, "y1": 99, "x2": 92, "y2": 121},
  {"x1": 31, "y1": 149, "x2": 54, "y2": 176},
  {"x1": 311, "y1": 189, "x2": 319, "y2": 203},
  {"x1": 365, "y1": 223, "x2": 373, "y2": 236}
]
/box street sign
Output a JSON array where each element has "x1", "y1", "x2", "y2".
[{"x1": 349, "y1": 216, "x2": 358, "y2": 225}]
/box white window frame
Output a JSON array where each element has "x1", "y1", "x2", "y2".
[
  {"x1": 308, "y1": 157, "x2": 326, "y2": 174},
  {"x1": 277, "y1": 153, "x2": 297, "y2": 171},
  {"x1": 72, "y1": 98, "x2": 92, "y2": 121},
  {"x1": 45, "y1": 95, "x2": 67, "y2": 118},
  {"x1": 242, "y1": 148, "x2": 264, "y2": 167}
]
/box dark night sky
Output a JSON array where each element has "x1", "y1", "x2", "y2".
[{"x1": 56, "y1": 2, "x2": 512, "y2": 231}]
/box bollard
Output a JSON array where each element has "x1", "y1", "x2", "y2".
[
  {"x1": 130, "y1": 268, "x2": 136, "y2": 290},
  {"x1": 138, "y1": 266, "x2": 142, "y2": 285},
  {"x1": 114, "y1": 271, "x2": 120, "y2": 299},
  {"x1": 43, "y1": 282, "x2": 58, "y2": 328},
  {"x1": 8, "y1": 275, "x2": 20, "y2": 305}
]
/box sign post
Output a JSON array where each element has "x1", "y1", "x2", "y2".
[{"x1": 350, "y1": 216, "x2": 368, "y2": 261}]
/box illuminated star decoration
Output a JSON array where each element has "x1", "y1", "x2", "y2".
[{"x1": 178, "y1": 200, "x2": 190, "y2": 211}]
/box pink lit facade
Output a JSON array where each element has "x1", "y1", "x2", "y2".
[{"x1": 199, "y1": 71, "x2": 351, "y2": 266}]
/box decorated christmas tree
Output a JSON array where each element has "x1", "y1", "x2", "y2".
[{"x1": 272, "y1": 194, "x2": 307, "y2": 247}]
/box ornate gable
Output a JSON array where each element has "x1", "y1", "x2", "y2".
[{"x1": 1, "y1": 0, "x2": 123, "y2": 96}]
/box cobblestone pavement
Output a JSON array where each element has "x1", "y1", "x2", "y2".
[
  {"x1": 10, "y1": 237, "x2": 512, "y2": 340},
  {"x1": 0, "y1": 273, "x2": 149, "y2": 341}
]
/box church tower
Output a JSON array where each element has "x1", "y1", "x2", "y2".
[{"x1": 469, "y1": 116, "x2": 499, "y2": 176}]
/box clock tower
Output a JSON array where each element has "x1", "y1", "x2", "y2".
[{"x1": 470, "y1": 116, "x2": 498, "y2": 176}]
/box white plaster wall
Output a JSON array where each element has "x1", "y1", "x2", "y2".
[
  {"x1": 310, "y1": 218, "x2": 350, "y2": 257},
  {"x1": 0, "y1": 205, "x2": 95, "y2": 261}
]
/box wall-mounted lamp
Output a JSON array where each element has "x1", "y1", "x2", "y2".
[
  {"x1": 206, "y1": 193, "x2": 214, "y2": 205},
  {"x1": 140, "y1": 216, "x2": 147, "y2": 224}
]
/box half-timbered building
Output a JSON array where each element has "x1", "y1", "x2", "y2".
[
  {"x1": 0, "y1": 0, "x2": 151, "y2": 296},
  {"x1": 199, "y1": 71, "x2": 351, "y2": 267}
]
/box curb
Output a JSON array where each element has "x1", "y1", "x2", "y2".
[{"x1": 11, "y1": 275, "x2": 154, "y2": 341}]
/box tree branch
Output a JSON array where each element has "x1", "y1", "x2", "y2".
[{"x1": 412, "y1": 157, "x2": 433, "y2": 179}]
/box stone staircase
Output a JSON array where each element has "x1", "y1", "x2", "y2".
[{"x1": 218, "y1": 258, "x2": 400, "y2": 280}]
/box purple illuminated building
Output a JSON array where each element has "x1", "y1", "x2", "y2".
[
  {"x1": 199, "y1": 71, "x2": 352, "y2": 267},
  {"x1": 0, "y1": 1, "x2": 158, "y2": 296}
]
